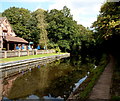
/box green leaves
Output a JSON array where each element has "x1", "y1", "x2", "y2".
[
  {"x1": 92, "y1": 1, "x2": 120, "y2": 55},
  {"x1": 32, "y1": 9, "x2": 48, "y2": 48},
  {"x1": 46, "y1": 6, "x2": 94, "y2": 52},
  {"x1": 93, "y1": 2, "x2": 120, "y2": 41},
  {"x1": 2, "y1": 7, "x2": 31, "y2": 41},
  {"x1": 2, "y1": 6, "x2": 93, "y2": 52},
  {"x1": 46, "y1": 8, "x2": 73, "y2": 51}
]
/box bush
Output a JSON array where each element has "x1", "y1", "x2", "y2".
[{"x1": 55, "y1": 47, "x2": 61, "y2": 53}]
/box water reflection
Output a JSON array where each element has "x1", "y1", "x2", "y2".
[
  {"x1": 27, "y1": 95, "x2": 39, "y2": 99},
  {"x1": 2, "y1": 56, "x2": 95, "y2": 100},
  {"x1": 73, "y1": 75, "x2": 88, "y2": 92}
]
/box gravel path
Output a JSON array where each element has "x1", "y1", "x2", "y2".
[{"x1": 88, "y1": 55, "x2": 114, "y2": 100}]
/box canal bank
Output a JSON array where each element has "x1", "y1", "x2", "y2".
[
  {"x1": 0, "y1": 53, "x2": 70, "y2": 79},
  {"x1": 67, "y1": 54, "x2": 108, "y2": 101},
  {"x1": 1, "y1": 56, "x2": 91, "y2": 100}
]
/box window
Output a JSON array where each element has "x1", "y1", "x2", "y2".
[{"x1": 2, "y1": 32, "x2": 7, "y2": 36}]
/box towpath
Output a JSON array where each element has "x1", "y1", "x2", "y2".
[{"x1": 88, "y1": 55, "x2": 115, "y2": 100}]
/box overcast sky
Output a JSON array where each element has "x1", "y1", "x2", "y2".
[{"x1": 0, "y1": 0, "x2": 106, "y2": 27}]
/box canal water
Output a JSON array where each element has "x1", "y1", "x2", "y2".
[{"x1": 1, "y1": 56, "x2": 96, "y2": 101}]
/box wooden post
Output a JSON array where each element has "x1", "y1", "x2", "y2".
[
  {"x1": 7, "y1": 43, "x2": 9, "y2": 50},
  {"x1": 4, "y1": 51, "x2": 7, "y2": 58},
  {"x1": 5, "y1": 71, "x2": 7, "y2": 77},
  {"x1": 32, "y1": 50, "x2": 34, "y2": 55},
  {"x1": 27, "y1": 50, "x2": 29, "y2": 56},
  {"x1": 35, "y1": 49, "x2": 37, "y2": 55},
  {"x1": 18, "y1": 50, "x2": 20, "y2": 57},
  {"x1": 14, "y1": 44, "x2": 16, "y2": 50}
]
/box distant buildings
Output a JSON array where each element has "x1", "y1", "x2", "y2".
[{"x1": 0, "y1": 17, "x2": 28, "y2": 50}]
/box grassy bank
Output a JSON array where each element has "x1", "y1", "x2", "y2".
[
  {"x1": 0, "y1": 53, "x2": 66, "y2": 63},
  {"x1": 70, "y1": 55, "x2": 108, "y2": 100}
]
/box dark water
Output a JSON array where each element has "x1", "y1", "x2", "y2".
[{"x1": 2, "y1": 56, "x2": 96, "y2": 100}]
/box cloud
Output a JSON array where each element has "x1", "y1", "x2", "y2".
[
  {"x1": 48, "y1": 0, "x2": 105, "y2": 27},
  {"x1": 1, "y1": 0, "x2": 105, "y2": 27}
]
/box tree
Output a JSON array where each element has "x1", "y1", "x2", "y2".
[
  {"x1": 92, "y1": 1, "x2": 120, "y2": 55},
  {"x1": 2, "y1": 7, "x2": 31, "y2": 41},
  {"x1": 25, "y1": 13, "x2": 40, "y2": 48},
  {"x1": 46, "y1": 6, "x2": 77, "y2": 52},
  {"x1": 62, "y1": 6, "x2": 73, "y2": 18},
  {"x1": 32, "y1": 9, "x2": 48, "y2": 49},
  {"x1": 46, "y1": 6, "x2": 94, "y2": 53},
  {"x1": 0, "y1": 13, "x2": 2, "y2": 17}
]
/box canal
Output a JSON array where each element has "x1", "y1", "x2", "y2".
[{"x1": 1, "y1": 56, "x2": 96, "y2": 100}]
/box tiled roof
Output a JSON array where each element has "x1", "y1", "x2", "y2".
[{"x1": 4, "y1": 36, "x2": 28, "y2": 44}]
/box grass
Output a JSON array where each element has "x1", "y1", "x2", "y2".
[
  {"x1": 78, "y1": 64, "x2": 106, "y2": 100},
  {"x1": 0, "y1": 53, "x2": 66, "y2": 63}
]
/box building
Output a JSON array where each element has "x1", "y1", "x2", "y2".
[{"x1": 0, "y1": 17, "x2": 28, "y2": 50}]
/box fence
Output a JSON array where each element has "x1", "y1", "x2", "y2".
[
  {"x1": 37, "y1": 49, "x2": 55, "y2": 54},
  {"x1": 0, "y1": 49, "x2": 55, "y2": 59},
  {"x1": 0, "y1": 53, "x2": 70, "y2": 78}
]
